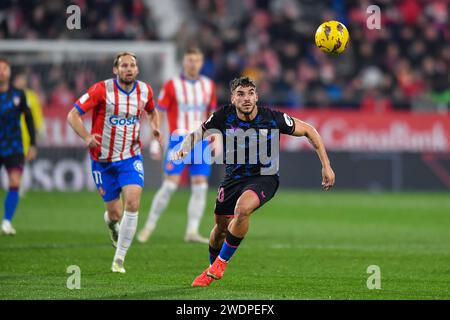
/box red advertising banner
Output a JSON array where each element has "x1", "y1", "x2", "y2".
[
  {"x1": 42, "y1": 108, "x2": 450, "y2": 152},
  {"x1": 281, "y1": 110, "x2": 450, "y2": 152}
]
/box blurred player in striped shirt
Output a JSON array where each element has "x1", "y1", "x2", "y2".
[
  {"x1": 138, "y1": 47, "x2": 217, "y2": 244},
  {"x1": 67, "y1": 52, "x2": 161, "y2": 273}
]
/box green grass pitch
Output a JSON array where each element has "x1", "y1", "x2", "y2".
[{"x1": 0, "y1": 190, "x2": 449, "y2": 300}]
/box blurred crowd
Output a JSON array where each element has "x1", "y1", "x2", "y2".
[
  {"x1": 0, "y1": 0, "x2": 158, "y2": 40},
  {"x1": 183, "y1": 0, "x2": 450, "y2": 112},
  {"x1": 0, "y1": 0, "x2": 449, "y2": 112}
]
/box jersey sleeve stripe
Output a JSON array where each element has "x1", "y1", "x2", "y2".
[
  {"x1": 74, "y1": 103, "x2": 85, "y2": 115},
  {"x1": 144, "y1": 83, "x2": 155, "y2": 112}
]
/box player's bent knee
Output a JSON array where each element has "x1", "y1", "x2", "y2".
[
  {"x1": 108, "y1": 209, "x2": 122, "y2": 221},
  {"x1": 124, "y1": 199, "x2": 140, "y2": 212}
]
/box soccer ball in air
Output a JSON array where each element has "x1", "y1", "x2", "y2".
[{"x1": 315, "y1": 20, "x2": 349, "y2": 54}]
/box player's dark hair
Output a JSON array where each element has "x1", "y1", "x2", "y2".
[
  {"x1": 184, "y1": 46, "x2": 203, "y2": 56},
  {"x1": 230, "y1": 76, "x2": 256, "y2": 93},
  {"x1": 114, "y1": 52, "x2": 137, "y2": 67},
  {"x1": 0, "y1": 57, "x2": 10, "y2": 66}
]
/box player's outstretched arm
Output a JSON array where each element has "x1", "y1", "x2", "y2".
[
  {"x1": 67, "y1": 108, "x2": 101, "y2": 149},
  {"x1": 291, "y1": 118, "x2": 335, "y2": 191},
  {"x1": 170, "y1": 126, "x2": 204, "y2": 161}
]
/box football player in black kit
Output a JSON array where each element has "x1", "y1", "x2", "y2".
[
  {"x1": 171, "y1": 76, "x2": 335, "y2": 286},
  {"x1": 0, "y1": 58, "x2": 37, "y2": 235}
]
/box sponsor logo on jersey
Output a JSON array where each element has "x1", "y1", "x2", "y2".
[
  {"x1": 109, "y1": 115, "x2": 139, "y2": 126},
  {"x1": 283, "y1": 113, "x2": 294, "y2": 127},
  {"x1": 179, "y1": 103, "x2": 207, "y2": 112}
]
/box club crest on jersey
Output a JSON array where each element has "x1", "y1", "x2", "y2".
[
  {"x1": 133, "y1": 160, "x2": 144, "y2": 173},
  {"x1": 13, "y1": 96, "x2": 21, "y2": 107}
]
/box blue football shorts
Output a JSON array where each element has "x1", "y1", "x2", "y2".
[{"x1": 91, "y1": 155, "x2": 144, "y2": 202}]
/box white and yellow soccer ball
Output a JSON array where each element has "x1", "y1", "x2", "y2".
[{"x1": 315, "y1": 20, "x2": 349, "y2": 54}]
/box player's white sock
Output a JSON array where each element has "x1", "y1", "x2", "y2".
[
  {"x1": 186, "y1": 183, "x2": 208, "y2": 235},
  {"x1": 114, "y1": 211, "x2": 138, "y2": 262},
  {"x1": 143, "y1": 180, "x2": 177, "y2": 230}
]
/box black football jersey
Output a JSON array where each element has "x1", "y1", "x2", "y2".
[{"x1": 202, "y1": 104, "x2": 295, "y2": 182}]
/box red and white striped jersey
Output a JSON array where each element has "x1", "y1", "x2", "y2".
[
  {"x1": 74, "y1": 78, "x2": 155, "y2": 162},
  {"x1": 157, "y1": 74, "x2": 217, "y2": 135}
]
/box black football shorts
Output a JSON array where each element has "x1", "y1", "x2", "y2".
[
  {"x1": 0, "y1": 153, "x2": 25, "y2": 172},
  {"x1": 214, "y1": 175, "x2": 279, "y2": 216}
]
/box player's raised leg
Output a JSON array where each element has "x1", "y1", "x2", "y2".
[
  {"x1": 137, "y1": 175, "x2": 179, "y2": 243},
  {"x1": 192, "y1": 215, "x2": 232, "y2": 286},
  {"x1": 2, "y1": 168, "x2": 23, "y2": 235},
  {"x1": 208, "y1": 190, "x2": 260, "y2": 280},
  {"x1": 112, "y1": 184, "x2": 142, "y2": 273}
]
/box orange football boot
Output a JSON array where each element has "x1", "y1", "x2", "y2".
[
  {"x1": 207, "y1": 257, "x2": 228, "y2": 280},
  {"x1": 192, "y1": 267, "x2": 215, "y2": 287}
]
